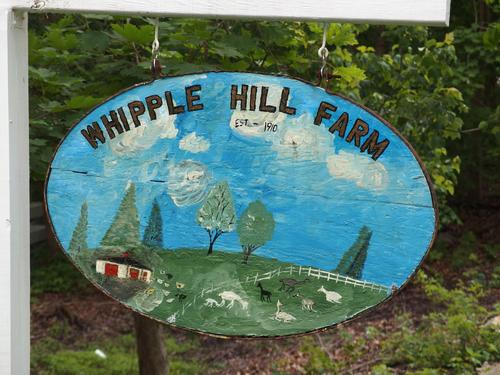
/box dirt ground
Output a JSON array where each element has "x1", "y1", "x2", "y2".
[{"x1": 30, "y1": 279, "x2": 455, "y2": 374}]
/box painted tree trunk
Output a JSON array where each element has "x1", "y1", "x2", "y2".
[
  {"x1": 207, "y1": 241, "x2": 215, "y2": 255},
  {"x1": 134, "y1": 313, "x2": 168, "y2": 375},
  {"x1": 207, "y1": 230, "x2": 223, "y2": 255},
  {"x1": 242, "y1": 245, "x2": 258, "y2": 264}
]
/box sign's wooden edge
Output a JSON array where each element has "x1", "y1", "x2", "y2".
[{"x1": 43, "y1": 71, "x2": 439, "y2": 339}]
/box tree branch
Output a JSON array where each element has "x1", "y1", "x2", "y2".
[
  {"x1": 206, "y1": 229, "x2": 213, "y2": 243},
  {"x1": 213, "y1": 229, "x2": 224, "y2": 242}
]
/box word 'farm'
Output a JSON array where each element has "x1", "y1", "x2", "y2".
[{"x1": 80, "y1": 84, "x2": 390, "y2": 160}]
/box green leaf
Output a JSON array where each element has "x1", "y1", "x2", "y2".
[
  {"x1": 210, "y1": 41, "x2": 244, "y2": 58},
  {"x1": 52, "y1": 96, "x2": 104, "y2": 112},
  {"x1": 111, "y1": 23, "x2": 154, "y2": 45},
  {"x1": 46, "y1": 29, "x2": 78, "y2": 51},
  {"x1": 445, "y1": 32, "x2": 455, "y2": 45},
  {"x1": 336, "y1": 66, "x2": 366, "y2": 87}
]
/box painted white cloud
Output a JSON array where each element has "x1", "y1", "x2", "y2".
[
  {"x1": 167, "y1": 160, "x2": 210, "y2": 206},
  {"x1": 179, "y1": 132, "x2": 210, "y2": 153},
  {"x1": 326, "y1": 151, "x2": 388, "y2": 190},
  {"x1": 109, "y1": 105, "x2": 178, "y2": 155},
  {"x1": 272, "y1": 114, "x2": 333, "y2": 162}
]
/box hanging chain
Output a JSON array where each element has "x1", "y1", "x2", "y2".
[{"x1": 151, "y1": 18, "x2": 162, "y2": 79}]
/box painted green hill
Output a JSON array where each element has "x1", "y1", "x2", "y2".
[
  {"x1": 65, "y1": 179, "x2": 389, "y2": 336},
  {"x1": 75, "y1": 248, "x2": 389, "y2": 337}
]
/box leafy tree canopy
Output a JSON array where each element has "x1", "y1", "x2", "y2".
[
  {"x1": 334, "y1": 226, "x2": 372, "y2": 279},
  {"x1": 196, "y1": 181, "x2": 236, "y2": 254},
  {"x1": 143, "y1": 198, "x2": 163, "y2": 248},
  {"x1": 68, "y1": 201, "x2": 88, "y2": 253},
  {"x1": 101, "y1": 182, "x2": 140, "y2": 248},
  {"x1": 237, "y1": 200, "x2": 275, "y2": 262}
]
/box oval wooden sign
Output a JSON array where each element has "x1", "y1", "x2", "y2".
[{"x1": 45, "y1": 72, "x2": 437, "y2": 337}]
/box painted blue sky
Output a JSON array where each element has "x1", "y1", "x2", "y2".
[{"x1": 47, "y1": 72, "x2": 436, "y2": 287}]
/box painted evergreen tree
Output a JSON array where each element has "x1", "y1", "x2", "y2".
[
  {"x1": 196, "y1": 181, "x2": 236, "y2": 255},
  {"x1": 101, "y1": 182, "x2": 140, "y2": 247},
  {"x1": 143, "y1": 199, "x2": 163, "y2": 248},
  {"x1": 68, "y1": 201, "x2": 88, "y2": 254},
  {"x1": 237, "y1": 200, "x2": 275, "y2": 263},
  {"x1": 334, "y1": 226, "x2": 372, "y2": 279}
]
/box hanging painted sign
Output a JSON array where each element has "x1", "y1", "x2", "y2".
[{"x1": 45, "y1": 72, "x2": 437, "y2": 337}]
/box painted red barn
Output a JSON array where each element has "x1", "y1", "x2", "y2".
[{"x1": 95, "y1": 252, "x2": 152, "y2": 283}]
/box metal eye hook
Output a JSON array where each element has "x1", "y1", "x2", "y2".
[
  {"x1": 152, "y1": 40, "x2": 160, "y2": 59},
  {"x1": 151, "y1": 18, "x2": 162, "y2": 79},
  {"x1": 319, "y1": 46, "x2": 329, "y2": 81},
  {"x1": 317, "y1": 23, "x2": 330, "y2": 88},
  {"x1": 151, "y1": 18, "x2": 160, "y2": 58}
]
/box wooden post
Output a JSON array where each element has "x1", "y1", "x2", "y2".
[
  {"x1": 0, "y1": 8, "x2": 30, "y2": 375},
  {"x1": 134, "y1": 313, "x2": 168, "y2": 375}
]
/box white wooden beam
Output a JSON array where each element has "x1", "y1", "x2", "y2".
[
  {"x1": 0, "y1": 7, "x2": 30, "y2": 375},
  {"x1": 10, "y1": 0, "x2": 450, "y2": 26}
]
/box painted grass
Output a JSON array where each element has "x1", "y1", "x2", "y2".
[{"x1": 134, "y1": 249, "x2": 389, "y2": 337}]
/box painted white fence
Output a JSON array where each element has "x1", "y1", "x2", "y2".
[
  {"x1": 173, "y1": 265, "x2": 388, "y2": 318},
  {"x1": 244, "y1": 265, "x2": 389, "y2": 294},
  {"x1": 177, "y1": 280, "x2": 233, "y2": 316}
]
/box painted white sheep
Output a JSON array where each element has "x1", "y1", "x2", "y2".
[
  {"x1": 218, "y1": 291, "x2": 248, "y2": 310},
  {"x1": 317, "y1": 286, "x2": 342, "y2": 303}
]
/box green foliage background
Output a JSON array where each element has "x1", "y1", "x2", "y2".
[{"x1": 28, "y1": 1, "x2": 499, "y2": 225}]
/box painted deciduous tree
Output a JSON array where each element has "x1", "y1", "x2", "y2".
[
  {"x1": 196, "y1": 181, "x2": 236, "y2": 255},
  {"x1": 237, "y1": 200, "x2": 275, "y2": 263},
  {"x1": 101, "y1": 182, "x2": 140, "y2": 247},
  {"x1": 69, "y1": 201, "x2": 88, "y2": 254},
  {"x1": 143, "y1": 199, "x2": 163, "y2": 248},
  {"x1": 334, "y1": 226, "x2": 372, "y2": 279}
]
